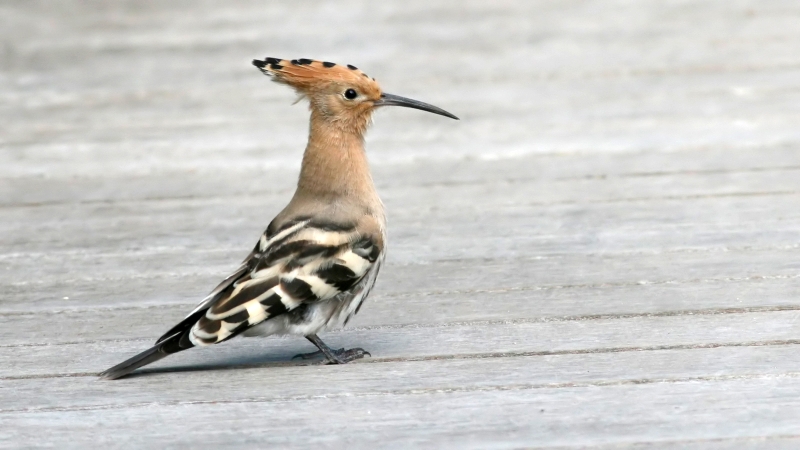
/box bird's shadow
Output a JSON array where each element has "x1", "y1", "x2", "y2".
[{"x1": 121, "y1": 349, "x2": 325, "y2": 379}]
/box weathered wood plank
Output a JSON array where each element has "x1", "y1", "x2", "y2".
[
  {"x1": 4, "y1": 158, "x2": 798, "y2": 217},
  {"x1": 3, "y1": 143, "x2": 799, "y2": 205},
  {"x1": 3, "y1": 188, "x2": 799, "y2": 264},
  {"x1": 2, "y1": 177, "x2": 797, "y2": 245},
  {"x1": 0, "y1": 344, "x2": 796, "y2": 414},
  {"x1": 3, "y1": 310, "x2": 799, "y2": 378},
  {"x1": 3, "y1": 377, "x2": 800, "y2": 449},
  {"x1": 3, "y1": 272, "x2": 798, "y2": 346},
  {"x1": 3, "y1": 241, "x2": 799, "y2": 314}
]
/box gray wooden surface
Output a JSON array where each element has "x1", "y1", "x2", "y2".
[{"x1": 2, "y1": 0, "x2": 800, "y2": 448}]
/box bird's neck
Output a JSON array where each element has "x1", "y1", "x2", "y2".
[{"x1": 295, "y1": 112, "x2": 379, "y2": 203}]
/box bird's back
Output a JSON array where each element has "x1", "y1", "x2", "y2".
[{"x1": 165, "y1": 205, "x2": 385, "y2": 343}]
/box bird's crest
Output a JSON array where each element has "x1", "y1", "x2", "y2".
[{"x1": 253, "y1": 57, "x2": 381, "y2": 99}]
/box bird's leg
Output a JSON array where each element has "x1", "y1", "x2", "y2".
[{"x1": 293, "y1": 334, "x2": 370, "y2": 364}]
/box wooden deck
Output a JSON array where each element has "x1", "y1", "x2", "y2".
[{"x1": 2, "y1": 0, "x2": 800, "y2": 448}]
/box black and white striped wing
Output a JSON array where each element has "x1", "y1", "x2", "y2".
[{"x1": 158, "y1": 219, "x2": 382, "y2": 347}]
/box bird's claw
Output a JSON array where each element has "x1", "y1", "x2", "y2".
[{"x1": 292, "y1": 347, "x2": 370, "y2": 364}]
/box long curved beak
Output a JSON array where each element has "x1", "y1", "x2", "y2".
[{"x1": 374, "y1": 93, "x2": 459, "y2": 120}]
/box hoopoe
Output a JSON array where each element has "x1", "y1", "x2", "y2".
[{"x1": 100, "y1": 58, "x2": 457, "y2": 380}]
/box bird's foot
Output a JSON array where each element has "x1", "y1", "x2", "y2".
[
  {"x1": 293, "y1": 347, "x2": 370, "y2": 364},
  {"x1": 296, "y1": 335, "x2": 370, "y2": 364}
]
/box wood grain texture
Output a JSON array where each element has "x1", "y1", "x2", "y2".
[{"x1": 2, "y1": 0, "x2": 799, "y2": 448}]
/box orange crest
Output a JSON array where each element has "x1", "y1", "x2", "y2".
[
  {"x1": 253, "y1": 57, "x2": 457, "y2": 133},
  {"x1": 253, "y1": 57, "x2": 382, "y2": 100}
]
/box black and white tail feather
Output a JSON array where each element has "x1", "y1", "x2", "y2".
[{"x1": 99, "y1": 218, "x2": 383, "y2": 380}]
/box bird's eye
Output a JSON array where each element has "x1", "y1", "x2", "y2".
[{"x1": 344, "y1": 89, "x2": 358, "y2": 100}]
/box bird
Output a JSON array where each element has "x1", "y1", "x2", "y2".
[{"x1": 99, "y1": 57, "x2": 458, "y2": 380}]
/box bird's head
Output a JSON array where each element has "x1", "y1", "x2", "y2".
[{"x1": 253, "y1": 57, "x2": 458, "y2": 135}]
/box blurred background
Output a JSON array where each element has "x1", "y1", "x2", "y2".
[
  {"x1": 2, "y1": 0, "x2": 800, "y2": 447},
  {"x1": 4, "y1": 1, "x2": 798, "y2": 197}
]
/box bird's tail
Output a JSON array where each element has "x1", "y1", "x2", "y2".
[{"x1": 99, "y1": 332, "x2": 192, "y2": 380}]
